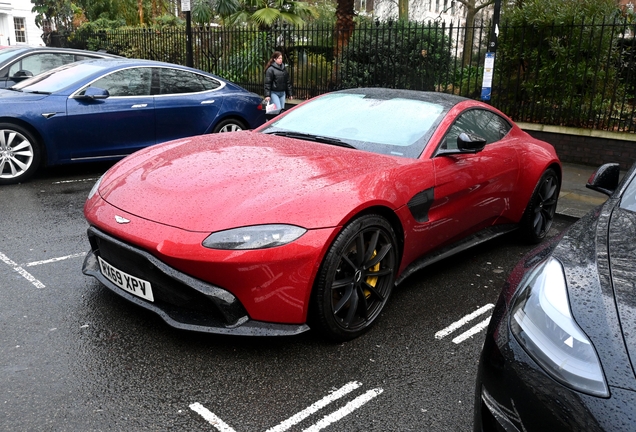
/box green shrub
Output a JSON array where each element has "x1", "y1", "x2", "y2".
[{"x1": 339, "y1": 20, "x2": 453, "y2": 91}]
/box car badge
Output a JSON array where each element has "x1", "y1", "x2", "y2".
[{"x1": 115, "y1": 215, "x2": 130, "y2": 224}]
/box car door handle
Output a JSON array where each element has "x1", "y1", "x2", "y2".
[
  {"x1": 201, "y1": 100, "x2": 215, "y2": 105},
  {"x1": 131, "y1": 104, "x2": 147, "y2": 108}
]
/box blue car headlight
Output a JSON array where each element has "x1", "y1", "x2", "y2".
[
  {"x1": 202, "y1": 224, "x2": 306, "y2": 250},
  {"x1": 510, "y1": 257, "x2": 609, "y2": 397}
]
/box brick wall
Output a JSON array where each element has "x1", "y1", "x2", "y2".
[{"x1": 518, "y1": 123, "x2": 636, "y2": 170}]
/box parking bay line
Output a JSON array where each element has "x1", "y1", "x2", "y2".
[
  {"x1": 190, "y1": 381, "x2": 383, "y2": 432},
  {"x1": 0, "y1": 251, "x2": 45, "y2": 289},
  {"x1": 25, "y1": 252, "x2": 87, "y2": 267},
  {"x1": 435, "y1": 304, "x2": 494, "y2": 344}
]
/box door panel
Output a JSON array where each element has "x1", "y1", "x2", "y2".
[
  {"x1": 66, "y1": 67, "x2": 155, "y2": 159},
  {"x1": 153, "y1": 67, "x2": 222, "y2": 142}
]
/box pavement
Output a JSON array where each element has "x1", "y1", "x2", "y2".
[{"x1": 557, "y1": 162, "x2": 609, "y2": 219}]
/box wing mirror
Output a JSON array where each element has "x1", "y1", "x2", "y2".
[
  {"x1": 586, "y1": 163, "x2": 620, "y2": 196},
  {"x1": 10, "y1": 70, "x2": 33, "y2": 81},
  {"x1": 457, "y1": 132, "x2": 487, "y2": 153},
  {"x1": 79, "y1": 87, "x2": 110, "y2": 100}
]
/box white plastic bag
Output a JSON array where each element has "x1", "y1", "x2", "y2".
[{"x1": 265, "y1": 102, "x2": 278, "y2": 114}]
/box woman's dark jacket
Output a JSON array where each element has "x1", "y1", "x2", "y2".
[{"x1": 264, "y1": 63, "x2": 292, "y2": 97}]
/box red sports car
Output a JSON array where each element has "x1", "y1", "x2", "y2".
[{"x1": 83, "y1": 88, "x2": 561, "y2": 341}]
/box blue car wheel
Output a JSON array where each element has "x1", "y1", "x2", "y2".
[
  {"x1": 213, "y1": 118, "x2": 247, "y2": 133},
  {"x1": 0, "y1": 123, "x2": 41, "y2": 185}
]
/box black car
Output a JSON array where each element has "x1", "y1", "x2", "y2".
[
  {"x1": 0, "y1": 46, "x2": 118, "y2": 88},
  {"x1": 474, "y1": 162, "x2": 636, "y2": 431}
]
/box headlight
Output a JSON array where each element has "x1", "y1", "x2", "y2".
[
  {"x1": 510, "y1": 257, "x2": 609, "y2": 397},
  {"x1": 87, "y1": 174, "x2": 104, "y2": 200},
  {"x1": 202, "y1": 224, "x2": 306, "y2": 250}
]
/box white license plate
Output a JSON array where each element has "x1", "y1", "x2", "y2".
[{"x1": 98, "y1": 256, "x2": 154, "y2": 302}]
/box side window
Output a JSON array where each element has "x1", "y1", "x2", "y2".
[
  {"x1": 158, "y1": 68, "x2": 219, "y2": 94},
  {"x1": 8, "y1": 53, "x2": 75, "y2": 77},
  {"x1": 90, "y1": 68, "x2": 152, "y2": 97},
  {"x1": 442, "y1": 109, "x2": 511, "y2": 149}
]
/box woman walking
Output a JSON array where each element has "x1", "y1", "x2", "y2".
[{"x1": 264, "y1": 51, "x2": 292, "y2": 114}]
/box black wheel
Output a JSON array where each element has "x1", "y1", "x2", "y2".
[
  {"x1": 520, "y1": 168, "x2": 560, "y2": 244},
  {"x1": 310, "y1": 214, "x2": 398, "y2": 342},
  {"x1": 0, "y1": 123, "x2": 42, "y2": 185},
  {"x1": 212, "y1": 119, "x2": 246, "y2": 133}
]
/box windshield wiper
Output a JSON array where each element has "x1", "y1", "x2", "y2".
[
  {"x1": 24, "y1": 90, "x2": 51, "y2": 95},
  {"x1": 265, "y1": 131, "x2": 356, "y2": 149}
]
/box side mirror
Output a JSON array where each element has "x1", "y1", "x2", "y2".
[
  {"x1": 586, "y1": 163, "x2": 620, "y2": 196},
  {"x1": 10, "y1": 70, "x2": 33, "y2": 80},
  {"x1": 457, "y1": 132, "x2": 487, "y2": 153},
  {"x1": 79, "y1": 87, "x2": 110, "y2": 100}
]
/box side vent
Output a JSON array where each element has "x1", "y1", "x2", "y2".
[{"x1": 407, "y1": 188, "x2": 434, "y2": 222}]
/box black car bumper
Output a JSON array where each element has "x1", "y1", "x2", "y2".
[{"x1": 82, "y1": 226, "x2": 309, "y2": 336}]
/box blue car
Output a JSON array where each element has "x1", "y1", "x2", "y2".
[{"x1": 0, "y1": 58, "x2": 267, "y2": 184}]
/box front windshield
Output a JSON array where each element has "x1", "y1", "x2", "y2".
[
  {"x1": 11, "y1": 62, "x2": 105, "y2": 93},
  {"x1": 0, "y1": 47, "x2": 25, "y2": 63},
  {"x1": 620, "y1": 173, "x2": 636, "y2": 212},
  {"x1": 261, "y1": 93, "x2": 445, "y2": 158}
]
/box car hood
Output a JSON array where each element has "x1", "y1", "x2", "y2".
[
  {"x1": 607, "y1": 206, "x2": 636, "y2": 375},
  {"x1": 554, "y1": 200, "x2": 636, "y2": 390},
  {"x1": 98, "y1": 131, "x2": 414, "y2": 232},
  {"x1": 0, "y1": 89, "x2": 49, "y2": 102}
]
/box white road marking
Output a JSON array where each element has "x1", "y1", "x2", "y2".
[
  {"x1": 25, "y1": 252, "x2": 87, "y2": 267},
  {"x1": 190, "y1": 381, "x2": 382, "y2": 432},
  {"x1": 0, "y1": 251, "x2": 45, "y2": 289},
  {"x1": 265, "y1": 381, "x2": 362, "y2": 432},
  {"x1": 435, "y1": 303, "x2": 494, "y2": 340},
  {"x1": 452, "y1": 316, "x2": 491, "y2": 344},
  {"x1": 52, "y1": 178, "x2": 100, "y2": 184},
  {"x1": 189, "y1": 403, "x2": 237, "y2": 432},
  {"x1": 302, "y1": 388, "x2": 384, "y2": 432}
]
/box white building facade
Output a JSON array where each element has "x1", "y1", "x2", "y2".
[
  {"x1": 370, "y1": 0, "x2": 468, "y2": 24},
  {"x1": 0, "y1": 0, "x2": 43, "y2": 46}
]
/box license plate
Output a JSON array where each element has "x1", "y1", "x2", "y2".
[{"x1": 98, "y1": 256, "x2": 154, "y2": 302}]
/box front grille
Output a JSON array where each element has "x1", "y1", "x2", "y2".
[{"x1": 87, "y1": 226, "x2": 248, "y2": 328}]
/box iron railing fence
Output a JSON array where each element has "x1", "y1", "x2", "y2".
[{"x1": 61, "y1": 19, "x2": 635, "y2": 133}]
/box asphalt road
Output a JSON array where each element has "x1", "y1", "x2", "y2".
[{"x1": 0, "y1": 163, "x2": 574, "y2": 432}]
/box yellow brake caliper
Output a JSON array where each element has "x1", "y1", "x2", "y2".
[{"x1": 365, "y1": 250, "x2": 379, "y2": 298}]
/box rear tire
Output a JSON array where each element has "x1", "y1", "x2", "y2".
[
  {"x1": 519, "y1": 168, "x2": 560, "y2": 244},
  {"x1": 0, "y1": 123, "x2": 42, "y2": 185},
  {"x1": 310, "y1": 214, "x2": 398, "y2": 342},
  {"x1": 212, "y1": 119, "x2": 246, "y2": 133}
]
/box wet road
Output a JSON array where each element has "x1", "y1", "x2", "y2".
[{"x1": 0, "y1": 164, "x2": 574, "y2": 431}]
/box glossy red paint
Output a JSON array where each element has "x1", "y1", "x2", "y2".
[
  {"x1": 84, "y1": 92, "x2": 561, "y2": 332},
  {"x1": 85, "y1": 193, "x2": 339, "y2": 323}
]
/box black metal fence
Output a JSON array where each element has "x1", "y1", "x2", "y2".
[{"x1": 62, "y1": 19, "x2": 636, "y2": 133}]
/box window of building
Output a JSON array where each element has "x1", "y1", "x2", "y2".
[{"x1": 14, "y1": 18, "x2": 26, "y2": 43}]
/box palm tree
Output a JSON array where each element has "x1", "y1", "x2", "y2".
[
  {"x1": 334, "y1": 0, "x2": 354, "y2": 55},
  {"x1": 192, "y1": 0, "x2": 316, "y2": 26}
]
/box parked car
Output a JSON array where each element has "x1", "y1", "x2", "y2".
[
  {"x1": 0, "y1": 58, "x2": 267, "y2": 184},
  {"x1": 0, "y1": 46, "x2": 118, "y2": 88},
  {"x1": 82, "y1": 88, "x2": 561, "y2": 341},
  {"x1": 474, "y1": 162, "x2": 636, "y2": 431}
]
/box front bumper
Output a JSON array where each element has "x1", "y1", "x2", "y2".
[{"x1": 83, "y1": 226, "x2": 309, "y2": 336}]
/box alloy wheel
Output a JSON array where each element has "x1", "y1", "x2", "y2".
[{"x1": 0, "y1": 128, "x2": 35, "y2": 180}]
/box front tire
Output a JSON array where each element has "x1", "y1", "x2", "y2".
[
  {"x1": 519, "y1": 168, "x2": 560, "y2": 244},
  {"x1": 0, "y1": 123, "x2": 42, "y2": 185},
  {"x1": 213, "y1": 119, "x2": 246, "y2": 133},
  {"x1": 310, "y1": 214, "x2": 398, "y2": 342}
]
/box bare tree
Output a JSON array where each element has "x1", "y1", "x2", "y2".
[{"x1": 456, "y1": 0, "x2": 495, "y2": 66}]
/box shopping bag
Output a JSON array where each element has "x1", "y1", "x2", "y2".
[{"x1": 265, "y1": 102, "x2": 278, "y2": 114}]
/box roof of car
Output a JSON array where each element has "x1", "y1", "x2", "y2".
[{"x1": 0, "y1": 46, "x2": 119, "y2": 57}]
